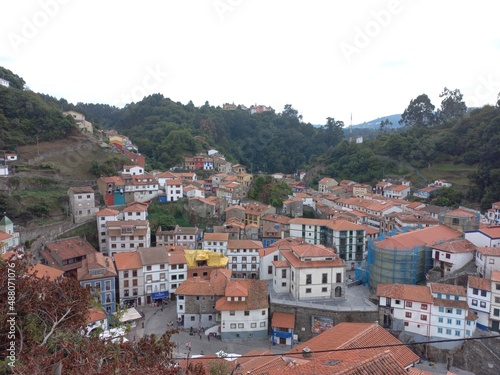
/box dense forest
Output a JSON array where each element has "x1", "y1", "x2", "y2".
[{"x1": 1, "y1": 66, "x2": 500, "y2": 210}]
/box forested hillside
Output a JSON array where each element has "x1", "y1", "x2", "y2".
[{"x1": 2, "y1": 65, "x2": 500, "y2": 211}]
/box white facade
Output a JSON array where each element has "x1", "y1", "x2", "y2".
[
  {"x1": 220, "y1": 307, "x2": 267, "y2": 338},
  {"x1": 165, "y1": 179, "x2": 183, "y2": 202},
  {"x1": 96, "y1": 209, "x2": 120, "y2": 254},
  {"x1": 467, "y1": 278, "x2": 490, "y2": 329},
  {"x1": 259, "y1": 249, "x2": 279, "y2": 281},
  {"x1": 475, "y1": 249, "x2": 500, "y2": 279},
  {"x1": 202, "y1": 234, "x2": 228, "y2": 253},
  {"x1": 490, "y1": 274, "x2": 500, "y2": 332},
  {"x1": 106, "y1": 220, "x2": 151, "y2": 256},
  {"x1": 465, "y1": 228, "x2": 500, "y2": 247},
  {"x1": 123, "y1": 166, "x2": 144, "y2": 175},
  {"x1": 290, "y1": 266, "x2": 345, "y2": 300},
  {"x1": 167, "y1": 259, "x2": 187, "y2": 294},
  {"x1": 432, "y1": 248, "x2": 474, "y2": 275},
  {"x1": 226, "y1": 240, "x2": 263, "y2": 279},
  {"x1": 379, "y1": 295, "x2": 431, "y2": 337}
]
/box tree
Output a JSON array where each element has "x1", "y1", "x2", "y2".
[
  {"x1": 281, "y1": 104, "x2": 299, "y2": 118},
  {"x1": 497, "y1": 92, "x2": 500, "y2": 108},
  {"x1": 438, "y1": 87, "x2": 467, "y2": 123},
  {"x1": 399, "y1": 94, "x2": 436, "y2": 128},
  {"x1": 379, "y1": 118, "x2": 393, "y2": 133}
]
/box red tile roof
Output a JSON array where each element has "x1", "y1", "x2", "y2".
[
  {"x1": 377, "y1": 284, "x2": 433, "y2": 304},
  {"x1": 376, "y1": 225, "x2": 462, "y2": 250},
  {"x1": 286, "y1": 323, "x2": 419, "y2": 369},
  {"x1": 429, "y1": 282, "x2": 466, "y2": 296},
  {"x1": 431, "y1": 239, "x2": 475, "y2": 253},
  {"x1": 468, "y1": 275, "x2": 491, "y2": 291},
  {"x1": 215, "y1": 279, "x2": 268, "y2": 311},
  {"x1": 113, "y1": 251, "x2": 142, "y2": 270},
  {"x1": 77, "y1": 252, "x2": 117, "y2": 281},
  {"x1": 96, "y1": 208, "x2": 119, "y2": 217},
  {"x1": 203, "y1": 232, "x2": 229, "y2": 241},
  {"x1": 475, "y1": 226, "x2": 500, "y2": 238},
  {"x1": 476, "y1": 246, "x2": 500, "y2": 257},
  {"x1": 26, "y1": 263, "x2": 64, "y2": 281},
  {"x1": 272, "y1": 312, "x2": 295, "y2": 329}
]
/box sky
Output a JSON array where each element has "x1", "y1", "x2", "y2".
[{"x1": 1, "y1": 0, "x2": 500, "y2": 125}]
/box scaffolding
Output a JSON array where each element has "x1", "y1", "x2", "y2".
[{"x1": 356, "y1": 239, "x2": 434, "y2": 289}]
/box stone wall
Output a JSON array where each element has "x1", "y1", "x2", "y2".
[{"x1": 271, "y1": 301, "x2": 379, "y2": 342}]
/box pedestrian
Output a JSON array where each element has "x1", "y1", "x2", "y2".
[
  {"x1": 199, "y1": 333, "x2": 202, "y2": 340},
  {"x1": 208, "y1": 334, "x2": 210, "y2": 342}
]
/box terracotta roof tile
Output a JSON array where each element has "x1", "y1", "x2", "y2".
[
  {"x1": 476, "y1": 246, "x2": 500, "y2": 257},
  {"x1": 431, "y1": 239, "x2": 475, "y2": 253},
  {"x1": 272, "y1": 312, "x2": 295, "y2": 329},
  {"x1": 26, "y1": 263, "x2": 64, "y2": 281},
  {"x1": 203, "y1": 232, "x2": 229, "y2": 241},
  {"x1": 215, "y1": 279, "x2": 268, "y2": 311},
  {"x1": 432, "y1": 298, "x2": 469, "y2": 309},
  {"x1": 377, "y1": 284, "x2": 433, "y2": 304},
  {"x1": 468, "y1": 275, "x2": 491, "y2": 291},
  {"x1": 377, "y1": 225, "x2": 462, "y2": 250},
  {"x1": 113, "y1": 251, "x2": 142, "y2": 270},
  {"x1": 429, "y1": 282, "x2": 466, "y2": 296},
  {"x1": 227, "y1": 240, "x2": 263, "y2": 249},
  {"x1": 77, "y1": 252, "x2": 117, "y2": 281}
]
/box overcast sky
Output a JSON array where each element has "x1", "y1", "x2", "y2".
[{"x1": 1, "y1": 0, "x2": 500, "y2": 125}]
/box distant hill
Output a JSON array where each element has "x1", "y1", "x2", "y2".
[{"x1": 352, "y1": 114, "x2": 402, "y2": 129}]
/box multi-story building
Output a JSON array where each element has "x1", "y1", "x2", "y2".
[
  {"x1": 138, "y1": 246, "x2": 171, "y2": 305},
  {"x1": 475, "y1": 246, "x2": 500, "y2": 279},
  {"x1": 467, "y1": 275, "x2": 491, "y2": 330},
  {"x1": 113, "y1": 251, "x2": 144, "y2": 307},
  {"x1": 318, "y1": 177, "x2": 338, "y2": 193},
  {"x1": 165, "y1": 179, "x2": 183, "y2": 202},
  {"x1": 490, "y1": 271, "x2": 500, "y2": 332},
  {"x1": 377, "y1": 283, "x2": 433, "y2": 337},
  {"x1": 466, "y1": 225, "x2": 500, "y2": 248},
  {"x1": 226, "y1": 239, "x2": 263, "y2": 279},
  {"x1": 97, "y1": 176, "x2": 126, "y2": 206},
  {"x1": 156, "y1": 225, "x2": 202, "y2": 249},
  {"x1": 216, "y1": 279, "x2": 269, "y2": 341},
  {"x1": 430, "y1": 239, "x2": 475, "y2": 277},
  {"x1": 486, "y1": 202, "x2": 500, "y2": 225},
  {"x1": 260, "y1": 213, "x2": 291, "y2": 248},
  {"x1": 77, "y1": 252, "x2": 117, "y2": 314},
  {"x1": 166, "y1": 250, "x2": 187, "y2": 296},
  {"x1": 273, "y1": 242, "x2": 347, "y2": 301},
  {"x1": 244, "y1": 202, "x2": 275, "y2": 227},
  {"x1": 40, "y1": 237, "x2": 98, "y2": 277},
  {"x1": 67, "y1": 186, "x2": 98, "y2": 224},
  {"x1": 106, "y1": 220, "x2": 151, "y2": 256},
  {"x1": 122, "y1": 173, "x2": 159, "y2": 203},
  {"x1": 202, "y1": 232, "x2": 229, "y2": 253},
  {"x1": 122, "y1": 201, "x2": 148, "y2": 221},
  {"x1": 176, "y1": 268, "x2": 231, "y2": 328},
  {"x1": 429, "y1": 282, "x2": 476, "y2": 341},
  {"x1": 96, "y1": 208, "x2": 120, "y2": 254}
]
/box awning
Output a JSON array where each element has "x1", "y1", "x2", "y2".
[
  {"x1": 205, "y1": 325, "x2": 220, "y2": 335},
  {"x1": 118, "y1": 307, "x2": 142, "y2": 323},
  {"x1": 151, "y1": 291, "x2": 169, "y2": 299}
]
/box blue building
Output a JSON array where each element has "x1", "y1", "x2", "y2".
[
  {"x1": 78, "y1": 252, "x2": 118, "y2": 315},
  {"x1": 271, "y1": 312, "x2": 295, "y2": 347}
]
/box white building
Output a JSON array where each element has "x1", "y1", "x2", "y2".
[
  {"x1": 122, "y1": 173, "x2": 160, "y2": 203},
  {"x1": 475, "y1": 246, "x2": 500, "y2": 279},
  {"x1": 216, "y1": 279, "x2": 269, "y2": 341},
  {"x1": 122, "y1": 165, "x2": 144, "y2": 175},
  {"x1": 377, "y1": 284, "x2": 433, "y2": 337},
  {"x1": 490, "y1": 271, "x2": 500, "y2": 332},
  {"x1": 114, "y1": 251, "x2": 144, "y2": 307},
  {"x1": 465, "y1": 226, "x2": 500, "y2": 247},
  {"x1": 202, "y1": 232, "x2": 229, "y2": 253},
  {"x1": 138, "y1": 247, "x2": 171, "y2": 305},
  {"x1": 122, "y1": 201, "x2": 148, "y2": 221},
  {"x1": 272, "y1": 242, "x2": 347, "y2": 301},
  {"x1": 96, "y1": 208, "x2": 120, "y2": 254},
  {"x1": 156, "y1": 225, "x2": 202, "y2": 250},
  {"x1": 430, "y1": 239, "x2": 475, "y2": 277},
  {"x1": 467, "y1": 275, "x2": 491, "y2": 330},
  {"x1": 429, "y1": 282, "x2": 476, "y2": 343},
  {"x1": 165, "y1": 179, "x2": 183, "y2": 202},
  {"x1": 166, "y1": 251, "x2": 187, "y2": 295},
  {"x1": 106, "y1": 220, "x2": 151, "y2": 256},
  {"x1": 226, "y1": 239, "x2": 263, "y2": 279}
]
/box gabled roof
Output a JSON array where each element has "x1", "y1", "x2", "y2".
[
  {"x1": 113, "y1": 251, "x2": 143, "y2": 270},
  {"x1": 429, "y1": 282, "x2": 466, "y2": 296},
  {"x1": 26, "y1": 263, "x2": 64, "y2": 281},
  {"x1": 476, "y1": 246, "x2": 500, "y2": 257},
  {"x1": 215, "y1": 279, "x2": 268, "y2": 311},
  {"x1": 166, "y1": 251, "x2": 187, "y2": 265},
  {"x1": 43, "y1": 237, "x2": 97, "y2": 261},
  {"x1": 376, "y1": 225, "x2": 462, "y2": 250},
  {"x1": 122, "y1": 201, "x2": 148, "y2": 212},
  {"x1": 474, "y1": 225, "x2": 500, "y2": 238},
  {"x1": 100, "y1": 176, "x2": 125, "y2": 185},
  {"x1": 77, "y1": 252, "x2": 117, "y2": 281},
  {"x1": 468, "y1": 275, "x2": 491, "y2": 291},
  {"x1": 272, "y1": 312, "x2": 295, "y2": 329},
  {"x1": 203, "y1": 232, "x2": 229, "y2": 241},
  {"x1": 137, "y1": 246, "x2": 169, "y2": 266},
  {"x1": 68, "y1": 186, "x2": 94, "y2": 194},
  {"x1": 431, "y1": 239, "x2": 475, "y2": 254},
  {"x1": 227, "y1": 240, "x2": 263, "y2": 250},
  {"x1": 86, "y1": 307, "x2": 107, "y2": 324},
  {"x1": 96, "y1": 208, "x2": 120, "y2": 217},
  {"x1": 286, "y1": 323, "x2": 419, "y2": 369},
  {"x1": 376, "y1": 284, "x2": 433, "y2": 304}
]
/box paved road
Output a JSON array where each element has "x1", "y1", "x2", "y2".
[{"x1": 126, "y1": 302, "x2": 290, "y2": 361}]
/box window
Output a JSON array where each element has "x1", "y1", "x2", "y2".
[
  {"x1": 230, "y1": 323, "x2": 236, "y2": 329},
  {"x1": 146, "y1": 266, "x2": 152, "y2": 271},
  {"x1": 472, "y1": 299, "x2": 478, "y2": 306},
  {"x1": 446, "y1": 308, "x2": 453, "y2": 314},
  {"x1": 190, "y1": 316, "x2": 195, "y2": 321},
  {"x1": 306, "y1": 274, "x2": 312, "y2": 285},
  {"x1": 446, "y1": 253, "x2": 451, "y2": 259},
  {"x1": 282, "y1": 269, "x2": 287, "y2": 278},
  {"x1": 438, "y1": 328, "x2": 443, "y2": 333},
  {"x1": 494, "y1": 308, "x2": 500, "y2": 317},
  {"x1": 456, "y1": 308, "x2": 462, "y2": 315},
  {"x1": 282, "y1": 282, "x2": 287, "y2": 287},
  {"x1": 336, "y1": 273, "x2": 342, "y2": 282},
  {"x1": 446, "y1": 329, "x2": 452, "y2": 335},
  {"x1": 160, "y1": 264, "x2": 165, "y2": 269},
  {"x1": 455, "y1": 331, "x2": 460, "y2": 336},
  {"x1": 405, "y1": 312, "x2": 412, "y2": 318},
  {"x1": 124, "y1": 280, "x2": 129, "y2": 288},
  {"x1": 395, "y1": 300, "x2": 401, "y2": 305},
  {"x1": 404, "y1": 321, "x2": 409, "y2": 327},
  {"x1": 489, "y1": 259, "x2": 495, "y2": 264},
  {"x1": 251, "y1": 323, "x2": 257, "y2": 328},
  {"x1": 406, "y1": 301, "x2": 412, "y2": 308},
  {"x1": 472, "y1": 288, "x2": 478, "y2": 295},
  {"x1": 262, "y1": 310, "x2": 266, "y2": 315},
  {"x1": 268, "y1": 266, "x2": 273, "y2": 275},
  {"x1": 230, "y1": 311, "x2": 235, "y2": 316},
  {"x1": 481, "y1": 290, "x2": 487, "y2": 297},
  {"x1": 238, "y1": 323, "x2": 244, "y2": 328},
  {"x1": 132, "y1": 270, "x2": 137, "y2": 277},
  {"x1": 447, "y1": 318, "x2": 452, "y2": 324},
  {"x1": 495, "y1": 297, "x2": 500, "y2": 304},
  {"x1": 322, "y1": 273, "x2": 328, "y2": 284},
  {"x1": 322, "y1": 287, "x2": 327, "y2": 292},
  {"x1": 456, "y1": 319, "x2": 461, "y2": 325},
  {"x1": 260, "y1": 322, "x2": 266, "y2": 327},
  {"x1": 438, "y1": 317, "x2": 443, "y2": 323},
  {"x1": 421, "y1": 314, "x2": 427, "y2": 321},
  {"x1": 421, "y1": 304, "x2": 427, "y2": 310},
  {"x1": 306, "y1": 288, "x2": 312, "y2": 293},
  {"x1": 244, "y1": 311, "x2": 249, "y2": 316},
  {"x1": 124, "y1": 271, "x2": 129, "y2": 278}
]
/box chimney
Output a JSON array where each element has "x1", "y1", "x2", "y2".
[{"x1": 302, "y1": 347, "x2": 312, "y2": 358}]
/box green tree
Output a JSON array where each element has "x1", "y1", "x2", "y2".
[
  {"x1": 399, "y1": 94, "x2": 436, "y2": 128},
  {"x1": 438, "y1": 87, "x2": 467, "y2": 123},
  {"x1": 379, "y1": 118, "x2": 392, "y2": 133}
]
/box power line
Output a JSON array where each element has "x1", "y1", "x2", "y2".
[{"x1": 171, "y1": 334, "x2": 500, "y2": 361}]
